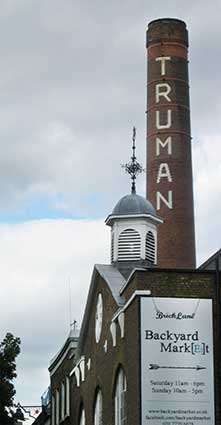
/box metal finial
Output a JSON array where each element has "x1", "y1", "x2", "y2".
[
  {"x1": 70, "y1": 319, "x2": 77, "y2": 330},
  {"x1": 122, "y1": 127, "x2": 144, "y2": 194}
]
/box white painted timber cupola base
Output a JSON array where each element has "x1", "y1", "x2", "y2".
[{"x1": 105, "y1": 193, "x2": 163, "y2": 277}]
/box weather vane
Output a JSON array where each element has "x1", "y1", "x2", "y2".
[
  {"x1": 122, "y1": 127, "x2": 145, "y2": 194},
  {"x1": 70, "y1": 319, "x2": 77, "y2": 330}
]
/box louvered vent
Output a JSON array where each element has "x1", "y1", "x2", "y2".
[
  {"x1": 118, "y1": 229, "x2": 141, "y2": 261},
  {"x1": 145, "y1": 231, "x2": 155, "y2": 263},
  {"x1": 111, "y1": 232, "x2": 114, "y2": 263}
]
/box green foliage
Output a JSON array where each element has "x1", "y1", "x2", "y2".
[{"x1": 0, "y1": 333, "x2": 21, "y2": 424}]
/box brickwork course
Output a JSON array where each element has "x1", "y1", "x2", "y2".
[{"x1": 146, "y1": 18, "x2": 196, "y2": 269}]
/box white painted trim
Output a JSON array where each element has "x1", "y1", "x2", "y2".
[
  {"x1": 111, "y1": 217, "x2": 158, "y2": 263},
  {"x1": 74, "y1": 367, "x2": 80, "y2": 387},
  {"x1": 69, "y1": 356, "x2": 85, "y2": 377},
  {"x1": 110, "y1": 322, "x2": 117, "y2": 347},
  {"x1": 70, "y1": 361, "x2": 79, "y2": 377},
  {"x1": 87, "y1": 357, "x2": 92, "y2": 370},
  {"x1": 66, "y1": 376, "x2": 70, "y2": 416},
  {"x1": 103, "y1": 340, "x2": 108, "y2": 353},
  {"x1": 51, "y1": 395, "x2": 55, "y2": 425},
  {"x1": 105, "y1": 213, "x2": 163, "y2": 225},
  {"x1": 61, "y1": 381, "x2": 65, "y2": 421},
  {"x1": 79, "y1": 357, "x2": 85, "y2": 382},
  {"x1": 55, "y1": 389, "x2": 59, "y2": 425},
  {"x1": 118, "y1": 312, "x2": 125, "y2": 338},
  {"x1": 112, "y1": 290, "x2": 151, "y2": 322}
]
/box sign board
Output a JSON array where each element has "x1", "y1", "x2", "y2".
[{"x1": 140, "y1": 297, "x2": 215, "y2": 425}]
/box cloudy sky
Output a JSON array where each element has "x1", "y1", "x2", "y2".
[{"x1": 0, "y1": 0, "x2": 221, "y2": 416}]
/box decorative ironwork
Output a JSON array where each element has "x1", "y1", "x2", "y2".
[
  {"x1": 71, "y1": 319, "x2": 77, "y2": 330},
  {"x1": 122, "y1": 127, "x2": 144, "y2": 194},
  {"x1": 11, "y1": 402, "x2": 42, "y2": 420}
]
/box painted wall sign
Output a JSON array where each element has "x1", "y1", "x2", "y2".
[
  {"x1": 146, "y1": 19, "x2": 196, "y2": 268},
  {"x1": 155, "y1": 56, "x2": 173, "y2": 210},
  {"x1": 140, "y1": 297, "x2": 215, "y2": 425}
]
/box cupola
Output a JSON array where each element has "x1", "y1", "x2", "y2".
[{"x1": 105, "y1": 127, "x2": 163, "y2": 277}]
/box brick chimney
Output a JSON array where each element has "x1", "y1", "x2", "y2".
[{"x1": 146, "y1": 18, "x2": 196, "y2": 268}]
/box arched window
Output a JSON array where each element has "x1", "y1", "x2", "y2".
[
  {"x1": 51, "y1": 395, "x2": 55, "y2": 425},
  {"x1": 118, "y1": 229, "x2": 141, "y2": 261},
  {"x1": 61, "y1": 382, "x2": 65, "y2": 420},
  {"x1": 145, "y1": 230, "x2": 155, "y2": 263},
  {"x1": 55, "y1": 389, "x2": 59, "y2": 425},
  {"x1": 94, "y1": 389, "x2": 102, "y2": 425},
  {"x1": 65, "y1": 376, "x2": 70, "y2": 416},
  {"x1": 114, "y1": 368, "x2": 127, "y2": 425},
  {"x1": 79, "y1": 407, "x2": 85, "y2": 425}
]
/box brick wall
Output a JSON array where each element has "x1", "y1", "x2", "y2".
[{"x1": 146, "y1": 19, "x2": 195, "y2": 269}]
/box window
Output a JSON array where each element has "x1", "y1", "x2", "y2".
[
  {"x1": 61, "y1": 382, "x2": 65, "y2": 420},
  {"x1": 79, "y1": 408, "x2": 85, "y2": 425},
  {"x1": 118, "y1": 229, "x2": 141, "y2": 261},
  {"x1": 65, "y1": 376, "x2": 70, "y2": 416},
  {"x1": 94, "y1": 389, "x2": 102, "y2": 425},
  {"x1": 51, "y1": 395, "x2": 55, "y2": 425},
  {"x1": 55, "y1": 389, "x2": 59, "y2": 425},
  {"x1": 145, "y1": 231, "x2": 155, "y2": 263},
  {"x1": 114, "y1": 368, "x2": 127, "y2": 425}
]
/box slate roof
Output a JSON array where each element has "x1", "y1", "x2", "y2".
[
  {"x1": 111, "y1": 193, "x2": 156, "y2": 216},
  {"x1": 49, "y1": 327, "x2": 79, "y2": 371},
  {"x1": 76, "y1": 264, "x2": 126, "y2": 356},
  {"x1": 105, "y1": 193, "x2": 163, "y2": 226},
  {"x1": 95, "y1": 264, "x2": 126, "y2": 305},
  {"x1": 198, "y1": 248, "x2": 221, "y2": 271}
]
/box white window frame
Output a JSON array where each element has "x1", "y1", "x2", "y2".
[
  {"x1": 61, "y1": 381, "x2": 65, "y2": 420},
  {"x1": 66, "y1": 376, "x2": 70, "y2": 416},
  {"x1": 94, "y1": 389, "x2": 102, "y2": 425},
  {"x1": 114, "y1": 368, "x2": 127, "y2": 425},
  {"x1": 52, "y1": 395, "x2": 55, "y2": 425},
  {"x1": 55, "y1": 389, "x2": 59, "y2": 425},
  {"x1": 79, "y1": 408, "x2": 85, "y2": 425}
]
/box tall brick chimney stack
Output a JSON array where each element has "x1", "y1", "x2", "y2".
[{"x1": 146, "y1": 18, "x2": 196, "y2": 269}]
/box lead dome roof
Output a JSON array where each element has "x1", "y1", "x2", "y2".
[{"x1": 112, "y1": 193, "x2": 156, "y2": 216}]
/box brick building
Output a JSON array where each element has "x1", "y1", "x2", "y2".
[
  {"x1": 49, "y1": 328, "x2": 79, "y2": 425},
  {"x1": 48, "y1": 187, "x2": 220, "y2": 425},
  {"x1": 49, "y1": 229, "x2": 220, "y2": 425},
  {"x1": 45, "y1": 18, "x2": 220, "y2": 425}
]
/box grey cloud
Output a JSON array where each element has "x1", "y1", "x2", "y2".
[
  {"x1": 0, "y1": 218, "x2": 109, "y2": 404},
  {"x1": 0, "y1": 0, "x2": 221, "y2": 411},
  {"x1": 0, "y1": 1, "x2": 151, "y2": 215},
  {"x1": 0, "y1": 0, "x2": 219, "y2": 235}
]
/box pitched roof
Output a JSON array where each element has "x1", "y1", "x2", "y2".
[
  {"x1": 49, "y1": 327, "x2": 79, "y2": 373},
  {"x1": 95, "y1": 264, "x2": 126, "y2": 305},
  {"x1": 198, "y1": 248, "x2": 221, "y2": 271},
  {"x1": 76, "y1": 264, "x2": 125, "y2": 356}
]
